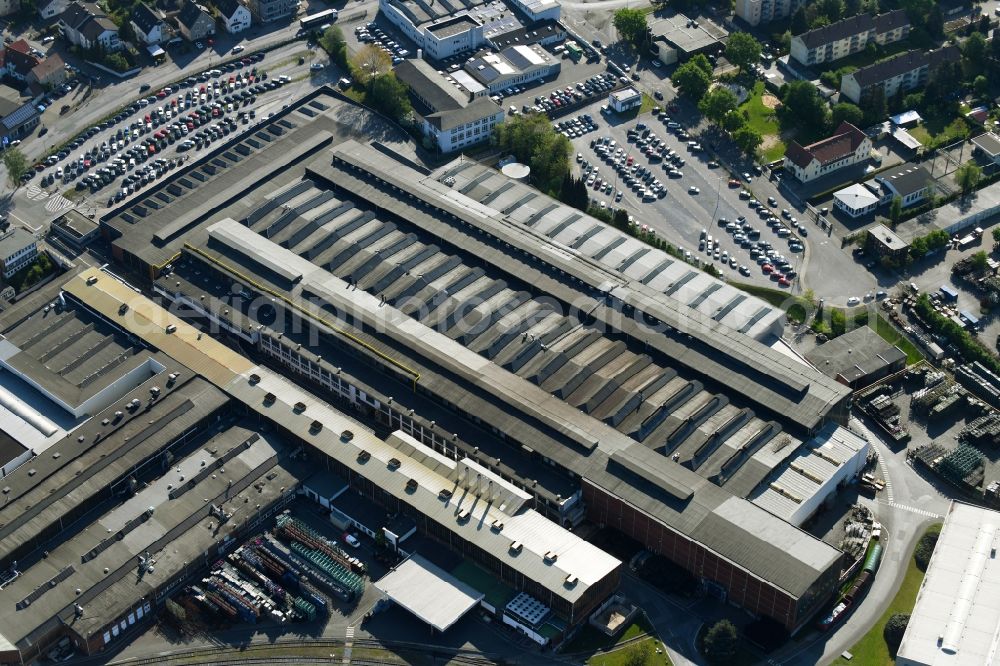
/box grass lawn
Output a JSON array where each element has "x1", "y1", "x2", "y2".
[
  {"x1": 739, "y1": 81, "x2": 780, "y2": 136},
  {"x1": 565, "y1": 615, "x2": 654, "y2": 654},
  {"x1": 870, "y1": 312, "x2": 923, "y2": 365},
  {"x1": 694, "y1": 624, "x2": 762, "y2": 666},
  {"x1": 761, "y1": 139, "x2": 787, "y2": 163},
  {"x1": 831, "y1": 524, "x2": 942, "y2": 666},
  {"x1": 909, "y1": 117, "x2": 969, "y2": 148},
  {"x1": 588, "y1": 637, "x2": 671, "y2": 666},
  {"x1": 738, "y1": 81, "x2": 786, "y2": 161},
  {"x1": 732, "y1": 282, "x2": 811, "y2": 322},
  {"x1": 640, "y1": 93, "x2": 657, "y2": 114}
]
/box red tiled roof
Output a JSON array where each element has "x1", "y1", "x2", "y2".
[
  {"x1": 786, "y1": 122, "x2": 867, "y2": 169},
  {"x1": 7, "y1": 39, "x2": 31, "y2": 54}
]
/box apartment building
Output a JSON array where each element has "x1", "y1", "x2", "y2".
[
  {"x1": 840, "y1": 46, "x2": 959, "y2": 104},
  {"x1": 735, "y1": 0, "x2": 804, "y2": 27},
  {"x1": 790, "y1": 10, "x2": 909, "y2": 67}
]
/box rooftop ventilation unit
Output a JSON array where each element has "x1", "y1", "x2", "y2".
[
  {"x1": 388, "y1": 458, "x2": 401, "y2": 470},
  {"x1": 510, "y1": 541, "x2": 523, "y2": 554},
  {"x1": 544, "y1": 550, "x2": 558, "y2": 562},
  {"x1": 457, "y1": 508, "x2": 471, "y2": 522},
  {"x1": 565, "y1": 574, "x2": 578, "y2": 587},
  {"x1": 406, "y1": 478, "x2": 418, "y2": 492},
  {"x1": 340, "y1": 430, "x2": 354, "y2": 442},
  {"x1": 357, "y1": 450, "x2": 371, "y2": 463}
]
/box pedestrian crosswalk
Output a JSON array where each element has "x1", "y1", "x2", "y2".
[
  {"x1": 345, "y1": 625, "x2": 355, "y2": 640},
  {"x1": 45, "y1": 194, "x2": 74, "y2": 213},
  {"x1": 888, "y1": 502, "x2": 941, "y2": 519}
]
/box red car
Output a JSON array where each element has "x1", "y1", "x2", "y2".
[
  {"x1": 778, "y1": 277, "x2": 790, "y2": 287},
  {"x1": 761, "y1": 263, "x2": 774, "y2": 274},
  {"x1": 156, "y1": 90, "x2": 167, "y2": 98}
]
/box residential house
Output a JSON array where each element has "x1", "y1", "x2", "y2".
[
  {"x1": 247, "y1": 0, "x2": 296, "y2": 23},
  {"x1": 38, "y1": 0, "x2": 70, "y2": 19},
  {"x1": 216, "y1": 0, "x2": 251, "y2": 34},
  {"x1": 130, "y1": 3, "x2": 165, "y2": 44},
  {"x1": 3, "y1": 41, "x2": 40, "y2": 81},
  {"x1": 0, "y1": 228, "x2": 38, "y2": 279},
  {"x1": 0, "y1": 84, "x2": 38, "y2": 142},
  {"x1": 783, "y1": 121, "x2": 872, "y2": 183},
  {"x1": 840, "y1": 46, "x2": 959, "y2": 104},
  {"x1": 27, "y1": 53, "x2": 67, "y2": 90},
  {"x1": 972, "y1": 132, "x2": 1000, "y2": 165},
  {"x1": 874, "y1": 164, "x2": 932, "y2": 207},
  {"x1": 177, "y1": 0, "x2": 215, "y2": 41},
  {"x1": 790, "y1": 10, "x2": 909, "y2": 67},
  {"x1": 60, "y1": 2, "x2": 122, "y2": 51},
  {"x1": 736, "y1": 0, "x2": 804, "y2": 26}
]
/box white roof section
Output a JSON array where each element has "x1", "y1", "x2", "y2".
[
  {"x1": 891, "y1": 110, "x2": 922, "y2": 125},
  {"x1": 834, "y1": 183, "x2": 880, "y2": 209},
  {"x1": 505, "y1": 44, "x2": 545, "y2": 67},
  {"x1": 208, "y1": 218, "x2": 304, "y2": 283},
  {"x1": 610, "y1": 87, "x2": 641, "y2": 103},
  {"x1": 892, "y1": 127, "x2": 923, "y2": 151},
  {"x1": 450, "y1": 69, "x2": 486, "y2": 94},
  {"x1": 374, "y1": 554, "x2": 484, "y2": 632},
  {"x1": 897, "y1": 502, "x2": 1000, "y2": 666},
  {"x1": 750, "y1": 423, "x2": 869, "y2": 522}
]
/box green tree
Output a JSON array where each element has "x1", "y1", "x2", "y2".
[
  {"x1": 689, "y1": 53, "x2": 713, "y2": 76},
  {"x1": 351, "y1": 44, "x2": 391, "y2": 87},
  {"x1": 860, "y1": 85, "x2": 888, "y2": 126},
  {"x1": 3, "y1": 147, "x2": 28, "y2": 189},
  {"x1": 733, "y1": 124, "x2": 763, "y2": 155},
  {"x1": 622, "y1": 641, "x2": 652, "y2": 666},
  {"x1": 972, "y1": 250, "x2": 989, "y2": 272},
  {"x1": 974, "y1": 74, "x2": 989, "y2": 97},
  {"x1": 889, "y1": 196, "x2": 902, "y2": 226},
  {"x1": 672, "y1": 60, "x2": 712, "y2": 101},
  {"x1": 367, "y1": 73, "x2": 411, "y2": 122},
  {"x1": 791, "y1": 6, "x2": 809, "y2": 33},
  {"x1": 884, "y1": 613, "x2": 910, "y2": 656},
  {"x1": 722, "y1": 109, "x2": 745, "y2": 132},
  {"x1": 831, "y1": 102, "x2": 863, "y2": 129},
  {"x1": 926, "y1": 5, "x2": 944, "y2": 38},
  {"x1": 320, "y1": 26, "x2": 350, "y2": 73},
  {"x1": 613, "y1": 8, "x2": 647, "y2": 47},
  {"x1": 956, "y1": 161, "x2": 983, "y2": 194},
  {"x1": 781, "y1": 80, "x2": 830, "y2": 131},
  {"x1": 698, "y1": 86, "x2": 738, "y2": 123},
  {"x1": 703, "y1": 620, "x2": 739, "y2": 664},
  {"x1": 494, "y1": 113, "x2": 571, "y2": 194},
  {"x1": 725, "y1": 32, "x2": 762, "y2": 74},
  {"x1": 992, "y1": 227, "x2": 1000, "y2": 244},
  {"x1": 964, "y1": 32, "x2": 988, "y2": 74},
  {"x1": 612, "y1": 208, "x2": 629, "y2": 229}
]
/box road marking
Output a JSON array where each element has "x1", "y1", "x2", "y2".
[
  {"x1": 887, "y1": 502, "x2": 941, "y2": 518},
  {"x1": 24, "y1": 185, "x2": 48, "y2": 201},
  {"x1": 45, "y1": 194, "x2": 74, "y2": 213}
]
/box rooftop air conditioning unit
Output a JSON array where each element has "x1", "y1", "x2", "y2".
[{"x1": 510, "y1": 541, "x2": 523, "y2": 554}]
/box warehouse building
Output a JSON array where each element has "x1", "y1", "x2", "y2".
[
  {"x1": 62, "y1": 268, "x2": 624, "y2": 633},
  {"x1": 896, "y1": 501, "x2": 1000, "y2": 666},
  {"x1": 95, "y1": 88, "x2": 855, "y2": 633},
  {"x1": 647, "y1": 14, "x2": 727, "y2": 65},
  {"x1": 806, "y1": 325, "x2": 907, "y2": 389}
]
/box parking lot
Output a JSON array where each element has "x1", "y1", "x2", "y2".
[
  {"x1": 21, "y1": 51, "x2": 326, "y2": 214},
  {"x1": 567, "y1": 99, "x2": 810, "y2": 290}
]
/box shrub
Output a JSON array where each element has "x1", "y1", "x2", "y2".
[
  {"x1": 914, "y1": 530, "x2": 939, "y2": 571},
  {"x1": 884, "y1": 613, "x2": 910, "y2": 656}
]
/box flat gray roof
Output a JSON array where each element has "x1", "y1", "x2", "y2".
[
  {"x1": 374, "y1": 554, "x2": 484, "y2": 632},
  {"x1": 648, "y1": 14, "x2": 726, "y2": 54},
  {"x1": 806, "y1": 325, "x2": 906, "y2": 385},
  {"x1": 0, "y1": 425, "x2": 294, "y2": 651}
]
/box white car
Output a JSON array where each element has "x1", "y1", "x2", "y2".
[
  {"x1": 688, "y1": 186, "x2": 700, "y2": 194},
  {"x1": 846, "y1": 296, "x2": 861, "y2": 306},
  {"x1": 231, "y1": 45, "x2": 244, "y2": 54},
  {"x1": 344, "y1": 533, "x2": 361, "y2": 548}
]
